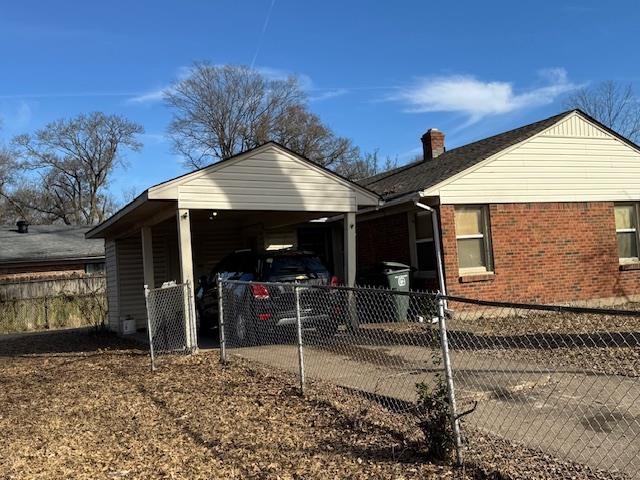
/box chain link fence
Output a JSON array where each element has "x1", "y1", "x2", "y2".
[
  {"x1": 445, "y1": 296, "x2": 640, "y2": 476},
  {"x1": 144, "y1": 282, "x2": 197, "y2": 370},
  {"x1": 219, "y1": 279, "x2": 640, "y2": 477},
  {"x1": 0, "y1": 276, "x2": 107, "y2": 334}
]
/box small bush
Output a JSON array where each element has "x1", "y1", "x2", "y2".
[{"x1": 415, "y1": 379, "x2": 455, "y2": 461}]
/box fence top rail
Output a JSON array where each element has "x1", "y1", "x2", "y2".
[
  {"x1": 221, "y1": 278, "x2": 439, "y2": 298},
  {"x1": 221, "y1": 279, "x2": 640, "y2": 317},
  {"x1": 442, "y1": 294, "x2": 640, "y2": 317},
  {"x1": 145, "y1": 282, "x2": 190, "y2": 294}
]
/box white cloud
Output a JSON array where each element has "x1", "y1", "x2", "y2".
[
  {"x1": 309, "y1": 88, "x2": 348, "y2": 102},
  {"x1": 139, "y1": 132, "x2": 166, "y2": 144},
  {"x1": 256, "y1": 66, "x2": 314, "y2": 91},
  {"x1": 0, "y1": 100, "x2": 33, "y2": 133},
  {"x1": 127, "y1": 88, "x2": 167, "y2": 104},
  {"x1": 127, "y1": 66, "x2": 193, "y2": 105},
  {"x1": 391, "y1": 68, "x2": 579, "y2": 123},
  {"x1": 128, "y1": 65, "x2": 346, "y2": 105}
]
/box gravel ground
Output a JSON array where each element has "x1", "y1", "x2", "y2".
[{"x1": 0, "y1": 330, "x2": 626, "y2": 479}]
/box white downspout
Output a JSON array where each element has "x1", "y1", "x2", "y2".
[{"x1": 414, "y1": 200, "x2": 447, "y2": 297}]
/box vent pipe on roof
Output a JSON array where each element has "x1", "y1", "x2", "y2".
[
  {"x1": 421, "y1": 128, "x2": 446, "y2": 160},
  {"x1": 16, "y1": 220, "x2": 29, "y2": 234}
]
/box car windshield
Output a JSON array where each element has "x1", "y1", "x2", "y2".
[
  {"x1": 264, "y1": 255, "x2": 327, "y2": 277},
  {"x1": 212, "y1": 252, "x2": 256, "y2": 280}
]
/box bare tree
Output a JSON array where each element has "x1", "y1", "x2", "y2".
[
  {"x1": 564, "y1": 81, "x2": 640, "y2": 142},
  {"x1": 165, "y1": 63, "x2": 361, "y2": 173},
  {"x1": 336, "y1": 149, "x2": 400, "y2": 181},
  {"x1": 8, "y1": 112, "x2": 143, "y2": 225}
]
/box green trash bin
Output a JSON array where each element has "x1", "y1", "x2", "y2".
[{"x1": 381, "y1": 261, "x2": 411, "y2": 322}]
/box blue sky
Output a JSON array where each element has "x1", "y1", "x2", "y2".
[{"x1": 1, "y1": 0, "x2": 639, "y2": 202}]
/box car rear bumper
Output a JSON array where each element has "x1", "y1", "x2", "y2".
[{"x1": 274, "y1": 312, "x2": 331, "y2": 327}]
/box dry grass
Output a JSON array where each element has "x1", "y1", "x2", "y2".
[
  {"x1": 0, "y1": 330, "x2": 465, "y2": 480},
  {"x1": 0, "y1": 330, "x2": 623, "y2": 480}
]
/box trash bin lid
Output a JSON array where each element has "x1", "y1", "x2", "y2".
[{"x1": 381, "y1": 261, "x2": 410, "y2": 270}]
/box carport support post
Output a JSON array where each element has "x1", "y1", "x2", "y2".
[
  {"x1": 177, "y1": 208, "x2": 197, "y2": 352},
  {"x1": 294, "y1": 285, "x2": 306, "y2": 395},
  {"x1": 141, "y1": 226, "x2": 155, "y2": 290},
  {"x1": 344, "y1": 211, "x2": 359, "y2": 330},
  {"x1": 437, "y1": 295, "x2": 463, "y2": 465}
]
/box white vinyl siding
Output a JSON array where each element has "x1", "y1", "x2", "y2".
[
  {"x1": 615, "y1": 203, "x2": 640, "y2": 263},
  {"x1": 427, "y1": 113, "x2": 640, "y2": 204},
  {"x1": 455, "y1": 206, "x2": 493, "y2": 274},
  {"x1": 264, "y1": 228, "x2": 297, "y2": 251},
  {"x1": 150, "y1": 145, "x2": 364, "y2": 212},
  {"x1": 105, "y1": 240, "x2": 119, "y2": 332},
  {"x1": 116, "y1": 235, "x2": 147, "y2": 330}
]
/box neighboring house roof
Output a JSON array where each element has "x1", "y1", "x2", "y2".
[
  {"x1": 360, "y1": 110, "x2": 576, "y2": 200},
  {"x1": 0, "y1": 224, "x2": 105, "y2": 265}
]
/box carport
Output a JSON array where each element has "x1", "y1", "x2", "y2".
[{"x1": 85, "y1": 142, "x2": 381, "y2": 342}]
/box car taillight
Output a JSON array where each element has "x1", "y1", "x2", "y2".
[
  {"x1": 257, "y1": 313, "x2": 272, "y2": 321},
  {"x1": 250, "y1": 283, "x2": 270, "y2": 299},
  {"x1": 330, "y1": 276, "x2": 340, "y2": 287}
]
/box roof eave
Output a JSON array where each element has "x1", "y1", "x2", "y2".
[{"x1": 0, "y1": 255, "x2": 106, "y2": 267}]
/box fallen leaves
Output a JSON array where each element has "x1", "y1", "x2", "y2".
[{"x1": 0, "y1": 330, "x2": 625, "y2": 480}]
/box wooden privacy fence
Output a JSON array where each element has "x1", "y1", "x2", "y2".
[
  {"x1": 0, "y1": 275, "x2": 105, "y2": 301},
  {"x1": 0, "y1": 276, "x2": 107, "y2": 334}
]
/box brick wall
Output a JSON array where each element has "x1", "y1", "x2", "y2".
[
  {"x1": 357, "y1": 212, "x2": 411, "y2": 279},
  {"x1": 440, "y1": 202, "x2": 640, "y2": 303}
]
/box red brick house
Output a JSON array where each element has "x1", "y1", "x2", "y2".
[{"x1": 357, "y1": 109, "x2": 640, "y2": 305}]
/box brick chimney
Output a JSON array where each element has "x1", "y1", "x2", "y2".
[
  {"x1": 421, "y1": 128, "x2": 445, "y2": 160},
  {"x1": 16, "y1": 220, "x2": 29, "y2": 234}
]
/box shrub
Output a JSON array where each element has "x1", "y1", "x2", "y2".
[{"x1": 415, "y1": 379, "x2": 455, "y2": 461}]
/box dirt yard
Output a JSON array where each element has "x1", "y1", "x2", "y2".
[{"x1": 0, "y1": 329, "x2": 625, "y2": 479}]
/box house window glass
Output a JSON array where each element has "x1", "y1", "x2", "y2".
[
  {"x1": 615, "y1": 203, "x2": 639, "y2": 261},
  {"x1": 85, "y1": 262, "x2": 105, "y2": 274},
  {"x1": 455, "y1": 206, "x2": 492, "y2": 273},
  {"x1": 415, "y1": 212, "x2": 436, "y2": 273}
]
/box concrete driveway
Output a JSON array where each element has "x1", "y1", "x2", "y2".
[{"x1": 230, "y1": 334, "x2": 640, "y2": 478}]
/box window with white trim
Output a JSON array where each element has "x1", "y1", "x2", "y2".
[
  {"x1": 455, "y1": 205, "x2": 493, "y2": 274},
  {"x1": 615, "y1": 203, "x2": 640, "y2": 263},
  {"x1": 415, "y1": 211, "x2": 436, "y2": 275}
]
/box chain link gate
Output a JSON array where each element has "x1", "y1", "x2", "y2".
[{"x1": 144, "y1": 282, "x2": 197, "y2": 370}]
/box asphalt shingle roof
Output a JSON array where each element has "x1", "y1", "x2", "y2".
[
  {"x1": 360, "y1": 110, "x2": 575, "y2": 200},
  {"x1": 0, "y1": 224, "x2": 105, "y2": 264}
]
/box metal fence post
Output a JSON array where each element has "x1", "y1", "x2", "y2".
[
  {"x1": 144, "y1": 285, "x2": 156, "y2": 371},
  {"x1": 437, "y1": 294, "x2": 463, "y2": 466},
  {"x1": 217, "y1": 274, "x2": 227, "y2": 364},
  {"x1": 44, "y1": 296, "x2": 49, "y2": 330},
  {"x1": 187, "y1": 281, "x2": 198, "y2": 354},
  {"x1": 294, "y1": 285, "x2": 306, "y2": 395},
  {"x1": 183, "y1": 281, "x2": 195, "y2": 353}
]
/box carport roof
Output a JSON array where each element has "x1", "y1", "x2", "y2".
[{"x1": 86, "y1": 142, "x2": 381, "y2": 239}]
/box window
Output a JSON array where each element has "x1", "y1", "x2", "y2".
[
  {"x1": 85, "y1": 262, "x2": 105, "y2": 274},
  {"x1": 615, "y1": 203, "x2": 640, "y2": 263},
  {"x1": 415, "y1": 212, "x2": 436, "y2": 275},
  {"x1": 455, "y1": 205, "x2": 493, "y2": 274}
]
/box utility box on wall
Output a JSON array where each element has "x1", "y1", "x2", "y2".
[{"x1": 121, "y1": 315, "x2": 136, "y2": 335}]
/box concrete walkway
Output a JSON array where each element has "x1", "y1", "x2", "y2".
[{"x1": 231, "y1": 339, "x2": 640, "y2": 478}]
